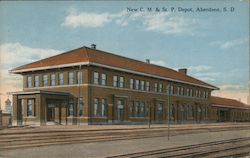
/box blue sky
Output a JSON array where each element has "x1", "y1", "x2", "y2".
[{"x1": 0, "y1": 0, "x2": 249, "y2": 108}]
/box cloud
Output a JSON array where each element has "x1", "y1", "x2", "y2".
[
  {"x1": 0, "y1": 43, "x2": 62, "y2": 66},
  {"x1": 188, "y1": 65, "x2": 212, "y2": 72},
  {"x1": 142, "y1": 13, "x2": 198, "y2": 34},
  {"x1": 0, "y1": 43, "x2": 62, "y2": 109},
  {"x1": 62, "y1": 9, "x2": 199, "y2": 35},
  {"x1": 209, "y1": 38, "x2": 248, "y2": 49},
  {"x1": 187, "y1": 65, "x2": 220, "y2": 82},
  {"x1": 150, "y1": 60, "x2": 167, "y2": 67},
  {"x1": 219, "y1": 84, "x2": 246, "y2": 91}
]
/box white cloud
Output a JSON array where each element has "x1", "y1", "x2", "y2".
[
  {"x1": 219, "y1": 84, "x2": 245, "y2": 91},
  {"x1": 62, "y1": 9, "x2": 199, "y2": 35},
  {"x1": 188, "y1": 65, "x2": 212, "y2": 72},
  {"x1": 62, "y1": 12, "x2": 113, "y2": 28},
  {"x1": 143, "y1": 13, "x2": 198, "y2": 34},
  {"x1": 0, "y1": 43, "x2": 62, "y2": 109},
  {"x1": 0, "y1": 43, "x2": 62, "y2": 66},
  {"x1": 209, "y1": 38, "x2": 248, "y2": 49},
  {"x1": 150, "y1": 60, "x2": 167, "y2": 67}
]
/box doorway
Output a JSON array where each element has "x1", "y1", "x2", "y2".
[
  {"x1": 47, "y1": 104, "x2": 55, "y2": 122},
  {"x1": 117, "y1": 100, "x2": 124, "y2": 122}
]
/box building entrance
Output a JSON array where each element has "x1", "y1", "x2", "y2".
[
  {"x1": 47, "y1": 104, "x2": 55, "y2": 122},
  {"x1": 117, "y1": 100, "x2": 124, "y2": 122}
]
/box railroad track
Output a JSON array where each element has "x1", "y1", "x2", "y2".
[
  {"x1": 107, "y1": 137, "x2": 250, "y2": 158},
  {"x1": 0, "y1": 125, "x2": 249, "y2": 151}
]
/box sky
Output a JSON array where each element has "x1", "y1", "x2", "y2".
[{"x1": 0, "y1": 0, "x2": 249, "y2": 109}]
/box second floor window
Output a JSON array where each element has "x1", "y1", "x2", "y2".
[
  {"x1": 101, "y1": 73, "x2": 107, "y2": 86},
  {"x1": 119, "y1": 76, "x2": 124, "y2": 88},
  {"x1": 130, "y1": 79, "x2": 134, "y2": 89},
  {"x1": 68, "y1": 72, "x2": 74, "y2": 85},
  {"x1": 146, "y1": 81, "x2": 150, "y2": 91},
  {"x1": 141, "y1": 81, "x2": 145, "y2": 91},
  {"x1": 181, "y1": 87, "x2": 184, "y2": 95},
  {"x1": 154, "y1": 83, "x2": 158, "y2": 92},
  {"x1": 94, "y1": 72, "x2": 99, "y2": 84},
  {"x1": 135, "y1": 80, "x2": 140, "y2": 90},
  {"x1": 77, "y1": 71, "x2": 83, "y2": 84},
  {"x1": 187, "y1": 88, "x2": 190, "y2": 96},
  {"x1": 177, "y1": 87, "x2": 180, "y2": 95},
  {"x1": 27, "y1": 76, "x2": 32, "y2": 88},
  {"x1": 50, "y1": 74, "x2": 56, "y2": 86},
  {"x1": 159, "y1": 83, "x2": 163, "y2": 93},
  {"x1": 190, "y1": 89, "x2": 193, "y2": 97},
  {"x1": 43, "y1": 75, "x2": 48, "y2": 86},
  {"x1": 59, "y1": 73, "x2": 64, "y2": 85},
  {"x1": 113, "y1": 76, "x2": 118, "y2": 87},
  {"x1": 34, "y1": 75, "x2": 39, "y2": 87}
]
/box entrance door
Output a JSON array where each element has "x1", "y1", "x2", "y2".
[
  {"x1": 156, "y1": 103, "x2": 163, "y2": 122},
  {"x1": 117, "y1": 100, "x2": 124, "y2": 122},
  {"x1": 47, "y1": 104, "x2": 55, "y2": 122}
]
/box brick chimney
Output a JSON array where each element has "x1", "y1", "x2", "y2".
[
  {"x1": 91, "y1": 44, "x2": 96, "y2": 49},
  {"x1": 178, "y1": 68, "x2": 187, "y2": 75}
]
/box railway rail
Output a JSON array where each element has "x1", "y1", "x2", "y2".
[
  {"x1": 107, "y1": 137, "x2": 250, "y2": 158},
  {"x1": 0, "y1": 124, "x2": 249, "y2": 151}
]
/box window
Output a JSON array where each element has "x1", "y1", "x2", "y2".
[
  {"x1": 181, "y1": 87, "x2": 184, "y2": 95},
  {"x1": 187, "y1": 88, "x2": 190, "y2": 96},
  {"x1": 203, "y1": 91, "x2": 206, "y2": 98},
  {"x1": 59, "y1": 73, "x2": 64, "y2": 85},
  {"x1": 43, "y1": 75, "x2": 48, "y2": 86},
  {"x1": 130, "y1": 79, "x2": 134, "y2": 89},
  {"x1": 170, "y1": 85, "x2": 174, "y2": 94},
  {"x1": 195, "y1": 90, "x2": 198, "y2": 97},
  {"x1": 27, "y1": 76, "x2": 32, "y2": 88},
  {"x1": 101, "y1": 98, "x2": 107, "y2": 117},
  {"x1": 34, "y1": 75, "x2": 39, "y2": 87},
  {"x1": 198, "y1": 91, "x2": 201, "y2": 98},
  {"x1": 94, "y1": 98, "x2": 99, "y2": 116},
  {"x1": 141, "y1": 81, "x2": 145, "y2": 91},
  {"x1": 77, "y1": 71, "x2": 83, "y2": 84},
  {"x1": 68, "y1": 72, "x2": 74, "y2": 85},
  {"x1": 101, "y1": 73, "x2": 106, "y2": 86},
  {"x1": 50, "y1": 74, "x2": 56, "y2": 86},
  {"x1": 135, "y1": 101, "x2": 140, "y2": 117},
  {"x1": 177, "y1": 87, "x2": 180, "y2": 95},
  {"x1": 129, "y1": 101, "x2": 134, "y2": 117},
  {"x1": 113, "y1": 76, "x2": 118, "y2": 87},
  {"x1": 27, "y1": 99, "x2": 34, "y2": 116},
  {"x1": 94, "y1": 72, "x2": 99, "y2": 84},
  {"x1": 79, "y1": 97, "x2": 83, "y2": 116},
  {"x1": 206, "y1": 92, "x2": 209, "y2": 98},
  {"x1": 141, "y1": 102, "x2": 145, "y2": 117},
  {"x1": 146, "y1": 81, "x2": 150, "y2": 91},
  {"x1": 190, "y1": 89, "x2": 193, "y2": 97},
  {"x1": 68, "y1": 99, "x2": 74, "y2": 116},
  {"x1": 135, "y1": 80, "x2": 140, "y2": 90},
  {"x1": 154, "y1": 83, "x2": 158, "y2": 92},
  {"x1": 159, "y1": 83, "x2": 163, "y2": 93},
  {"x1": 119, "y1": 76, "x2": 124, "y2": 88}
]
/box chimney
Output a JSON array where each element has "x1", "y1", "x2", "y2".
[
  {"x1": 91, "y1": 44, "x2": 96, "y2": 49},
  {"x1": 178, "y1": 68, "x2": 187, "y2": 75},
  {"x1": 146, "y1": 59, "x2": 150, "y2": 64}
]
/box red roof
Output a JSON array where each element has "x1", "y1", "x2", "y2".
[
  {"x1": 211, "y1": 96, "x2": 250, "y2": 109},
  {"x1": 11, "y1": 46, "x2": 218, "y2": 89}
]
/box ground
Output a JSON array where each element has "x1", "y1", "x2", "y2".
[{"x1": 0, "y1": 123, "x2": 249, "y2": 158}]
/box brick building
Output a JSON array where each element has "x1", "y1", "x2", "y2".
[{"x1": 9, "y1": 45, "x2": 250, "y2": 126}]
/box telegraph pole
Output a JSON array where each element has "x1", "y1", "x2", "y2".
[{"x1": 167, "y1": 85, "x2": 171, "y2": 140}]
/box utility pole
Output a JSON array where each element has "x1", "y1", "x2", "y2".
[
  {"x1": 167, "y1": 85, "x2": 170, "y2": 140},
  {"x1": 148, "y1": 101, "x2": 151, "y2": 129}
]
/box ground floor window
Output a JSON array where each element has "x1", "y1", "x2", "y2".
[
  {"x1": 27, "y1": 99, "x2": 35, "y2": 116},
  {"x1": 129, "y1": 101, "x2": 134, "y2": 117},
  {"x1": 68, "y1": 99, "x2": 74, "y2": 116},
  {"x1": 94, "y1": 98, "x2": 99, "y2": 116},
  {"x1": 135, "y1": 101, "x2": 140, "y2": 117},
  {"x1": 101, "y1": 98, "x2": 107, "y2": 117},
  {"x1": 79, "y1": 97, "x2": 83, "y2": 116}
]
